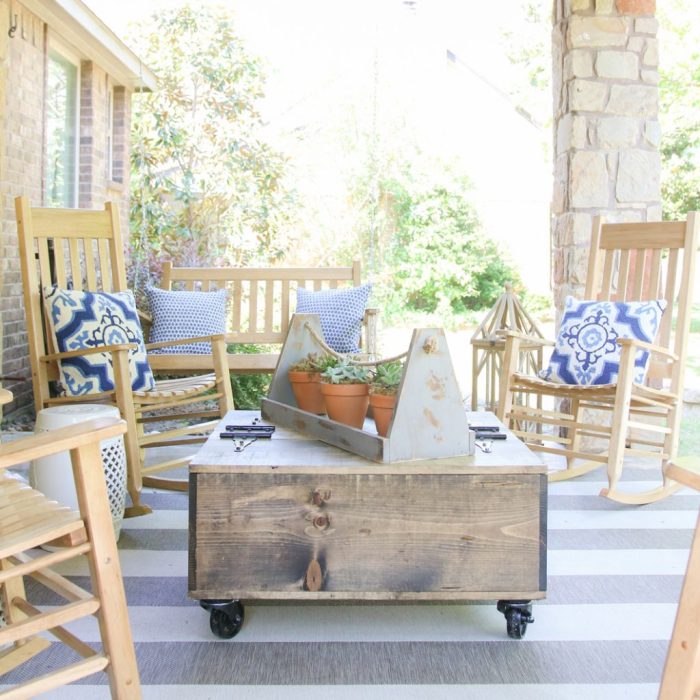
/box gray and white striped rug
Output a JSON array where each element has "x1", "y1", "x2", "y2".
[{"x1": 3, "y1": 464, "x2": 698, "y2": 699}]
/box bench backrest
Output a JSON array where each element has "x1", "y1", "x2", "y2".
[{"x1": 160, "y1": 260, "x2": 365, "y2": 346}]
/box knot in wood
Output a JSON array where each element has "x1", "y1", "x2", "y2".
[
  {"x1": 312, "y1": 514, "x2": 331, "y2": 530},
  {"x1": 304, "y1": 559, "x2": 323, "y2": 591},
  {"x1": 310, "y1": 488, "x2": 331, "y2": 506},
  {"x1": 422, "y1": 337, "x2": 438, "y2": 354}
]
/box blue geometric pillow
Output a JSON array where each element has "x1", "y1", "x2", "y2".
[
  {"x1": 539, "y1": 296, "x2": 667, "y2": 386},
  {"x1": 296, "y1": 284, "x2": 372, "y2": 353},
  {"x1": 146, "y1": 287, "x2": 227, "y2": 354},
  {"x1": 45, "y1": 288, "x2": 155, "y2": 395}
]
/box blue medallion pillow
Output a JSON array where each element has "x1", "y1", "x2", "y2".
[
  {"x1": 45, "y1": 287, "x2": 155, "y2": 395},
  {"x1": 146, "y1": 287, "x2": 227, "y2": 354},
  {"x1": 539, "y1": 296, "x2": 667, "y2": 386},
  {"x1": 296, "y1": 284, "x2": 372, "y2": 353}
]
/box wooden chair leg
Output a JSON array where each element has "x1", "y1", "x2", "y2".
[
  {"x1": 111, "y1": 350, "x2": 152, "y2": 518},
  {"x1": 601, "y1": 345, "x2": 636, "y2": 501},
  {"x1": 213, "y1": 337, "x2": 235, "y2": 415},
  {"x1": 566, "y1": 398, "x2": 581, "y2": 469},
  {"x1": 497, "y1": 334, "x2": 521, "y2": 426},
  {"x1": 72, "y1": 440, "x2": 141, "y2": 697}
]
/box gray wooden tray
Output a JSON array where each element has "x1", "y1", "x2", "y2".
[{"x1": 261, "y1": 314, "x2": 474, "y2": 463}]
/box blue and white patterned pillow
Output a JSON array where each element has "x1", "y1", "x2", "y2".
[
  {"x1": 146, "y1": 287, "x2": 227, "y2": 354},
  {"x1": 45, "y1": 288, "x2": 155, "y2": 395},
  {"x1": 539, "y1": 296, "x2": 667, "y2": 386},
  {"x1": 296, "y1": 284, "x2": 372, "y2": 353}
]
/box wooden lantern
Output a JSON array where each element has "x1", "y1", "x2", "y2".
[{"x1": 470, "y1": 283, "x2": 546, "y2": 411}]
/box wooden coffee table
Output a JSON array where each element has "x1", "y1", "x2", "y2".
[{"x1": 188, "y1": 410, "x2": 546, "y2": 639}]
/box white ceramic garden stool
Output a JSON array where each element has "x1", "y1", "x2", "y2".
[{"x1": 30, "y1": 404, "x2": 127, "y2": 540}]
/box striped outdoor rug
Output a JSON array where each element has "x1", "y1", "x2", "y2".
[{"x1": 2, "y1": 463, "x2": 698, "y2": 699}]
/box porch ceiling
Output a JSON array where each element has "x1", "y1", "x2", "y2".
[{"x1": 20, "y1": 0, "x2": 157, "y2": 90}]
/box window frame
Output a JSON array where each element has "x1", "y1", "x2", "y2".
[{"x1": 44, "y1": 38, "x2": 81, "y2": 208}]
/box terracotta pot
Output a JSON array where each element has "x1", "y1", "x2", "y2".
[
  {"x1": 369, "y1": 392, "x2": 397, "y2": 437},
  {"x1": 319, "y1": 382, "x2": 369, "y2": 428},
  {"x1": 288, "y1": 370, "x2": 325, "y2": 414}
]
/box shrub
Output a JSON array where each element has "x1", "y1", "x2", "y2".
[
  {"x1": 381, "y1": 178, "x2": 521, "y2": 317},
  {"x1": 227, "y1": 344, "x2": 272, "y2": 409}
]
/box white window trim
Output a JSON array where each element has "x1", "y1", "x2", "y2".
[
  {"x1": 46, "y1": 36, "x2": 81, "y2": 207},
  {"x1": 107, "y1": 83, "x2": 115, "y2": 181}
]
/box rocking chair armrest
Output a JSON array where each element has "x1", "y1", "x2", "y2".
[
  {"x1": 617, "y1": 337, "x2": 678, "y2": 362},
  {"x1": 0, "y1": 417, "x2": 126, "y2": 470},
  {"x1": 145, "y1": 333, "x2": 227, "y2": 352},
  {"x1": 498, "y1": 330, "x2": 555, "y2": 348},
  {"x1": 363, "y1": 307, "x2": 379, "y2": 319},
  {"x1": 41, "y1": 343, "x2": 137, "y2": 362}
]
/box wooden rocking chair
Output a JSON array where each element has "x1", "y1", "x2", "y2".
[
  {"x1": 0, "y1": 416, "x2": 141, "y2": 698},
  {"x1": 497, "y1": 214, "x2": 698, "y2": 504},
  {"x1": 16, "y1": 196, "x2": 234, "y2": 517}
]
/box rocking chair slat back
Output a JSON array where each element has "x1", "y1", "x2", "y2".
[
  {"x1": 585, "y1": 215, "x2": 697, "y2": 386},
  {"x1": 17, "y1": 199, "x2": 128, "y2": 411}
]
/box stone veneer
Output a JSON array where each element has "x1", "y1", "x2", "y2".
[{"x1": 551, "y1": 0, "x2": 660, "y2": 310}]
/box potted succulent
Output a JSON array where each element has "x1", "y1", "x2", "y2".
[
  {"x1": 319, "y1": 359, "x2": 371, "y2": 428},
  {"x1": 369, "y1": 361, "x2": 404, "y2": 437},
  {"x1": 288, "y1": 353, "x2": 336, "y2": 414}
]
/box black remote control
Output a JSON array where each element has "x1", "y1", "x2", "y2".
[
  {"x1": 474, "y1": 431, "x2": 507, "y2": 440},
  {"x1": 220, "y1": 431, "x2": 273, "y2": 439}
]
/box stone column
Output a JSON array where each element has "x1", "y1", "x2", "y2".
[
  {"x1": 0, "y1": 1, "x2": 8, "y2": 398},
  {"x1": 552, "y1": 0, "x2": 660, "y2": 309}
]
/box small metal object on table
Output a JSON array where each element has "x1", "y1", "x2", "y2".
[{"x1": 188, "y1": 409, "x2": 547, "y2": 640}]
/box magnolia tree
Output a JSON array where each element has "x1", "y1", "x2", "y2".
[{"x1": 128, "y1": 4, "x2": 296, "y2": 284}]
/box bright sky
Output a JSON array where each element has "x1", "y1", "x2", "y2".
[
  {"x1": 82, "y1": 0, "x2": 553, "y2": 293},
  {"x1": 84, "y1": 0, "x2": 520, "y2": 87}
]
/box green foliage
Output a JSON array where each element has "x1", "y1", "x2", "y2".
[
  {"x1": 370, "y1": 361, "x2": 404, "y2": 395},
  {"x1": 660, "y1": 75, "x2": 700, "y2": 217},
  {"x1": 500, "y1": 0, "x2": 552, "y2": 136},
  {"x1": 381, "y1": 178, "x2": 521, "y2": 317},
  {"x1": 128, "y1": 4, "x2": 297, "y2": 277},
  {"x1": 321, "y1": 360, "x2": 370, "y2": 384},
  {"x1": 289, "y1": 353, "x2": 336, "y2": 373},
  {"x1": 227, "y1": 344, "x2": 271, "y2": 409}
]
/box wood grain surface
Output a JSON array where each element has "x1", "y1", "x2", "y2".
[{"x1": 189, "y1": 411, "x2": 546, "y2": 602}]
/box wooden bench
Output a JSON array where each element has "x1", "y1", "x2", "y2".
[{"x1": 145, "y1": 260, "x2": 378, "y2": 375}]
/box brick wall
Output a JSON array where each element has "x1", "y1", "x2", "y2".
[
  {"x1": 0, "y1": 0, "x2": 133, "y2": 415},
  {"x1": 1, "y1": 1, "x2": 45, "y2": 412}
]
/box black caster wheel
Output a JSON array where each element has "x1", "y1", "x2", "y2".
[
  {"x1": 200, "y1": 599, "x2": 245, "y2": 639},
  {"x1": 496, "y1": 600, "x2": 534, "y2": 640}
]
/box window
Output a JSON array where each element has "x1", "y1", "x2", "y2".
[
  {"x1": 107, "y1": 86, "x2": 114, "y2": 181},
  {"x1": 45, "y1": 48, "x2": 79, "y2": 207}
]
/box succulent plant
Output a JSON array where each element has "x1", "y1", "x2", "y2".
[
  {"x1": 289, "y1": 352, "x2": 337, "y2": 373},
  {"x1": 320, "y1": 359, "x2": 370, "y2": 384},
  {"x1": 370, "y1": 361, "x2": 404, "y2": 395}
]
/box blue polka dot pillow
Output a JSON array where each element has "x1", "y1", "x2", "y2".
[
  {"x1": 146, "y1": 287, "x2": 227, "y2": 354},
  {"x1": 45, "y1": 287, "x2": 155, "y2": 396},
  {"x1": 539, "y1": 297, "x2": 667, "y2": 386},
  {"x1": 296, "y1": 284, "x2": 372, "y2": 353}
]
